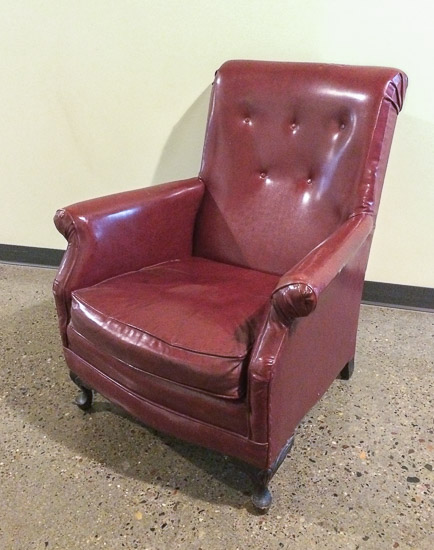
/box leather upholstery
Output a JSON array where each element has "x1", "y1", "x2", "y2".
[
  {"x1": 272, "y1": 213, "x2": 374, "y2": 324},
  {"x1": 53, "y1": 60, "x2": 407, "y2": 471},
  {"x1": 53, "y1": 178, "x2": 204, "y2": 345},
  {"x1": 66, "y1": 329, "x2": 250, "y2": 436},
  {"x1": 196, "y1": 61, "x2": 406, "y2": 274},
  {"x1": 69, "y1": 257, "x2": 278, "y2": 399}
]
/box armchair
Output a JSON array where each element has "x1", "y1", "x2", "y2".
[{"x1": 53, "y1": 60, "x2": 407, "y2": 511}]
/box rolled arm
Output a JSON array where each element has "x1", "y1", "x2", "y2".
[
  {"x1": 248, "y1": 213, "x2": 374, "y2": 444},
  {"x1": 271, "y1": 214, "x2": 374, "y2": 325},
  {"x1": 53, "y1": 177, "x2": 204, "y2": 342}
]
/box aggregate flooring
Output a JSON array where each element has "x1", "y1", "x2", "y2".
[{"x1": 0, "y1": 264, "x2": 432, "y2": 550}]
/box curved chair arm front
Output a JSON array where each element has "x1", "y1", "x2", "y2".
[
  {"x1": 272, "y1": 213, "x2": 374, "y2": 325},
  {"x1": 53, "y1": 177, "x2": 205, "y2": 343}
]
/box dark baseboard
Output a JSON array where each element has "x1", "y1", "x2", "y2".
[
  {"x1": 362, "y1": 281, "x2": 433, "y2": 311},
  {"x1": 0, "y1": 244, "x2": 65, "y2": 267},
  {"x1": 1, "y1": 243, "x2": 433, "y2": 311}
]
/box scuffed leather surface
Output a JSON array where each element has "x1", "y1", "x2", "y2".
[
  {"x1": 248, "y1": 236, "x2": 372, "y2": 449},
  {"x1": 53, "y1": 60, "x2": 407, "y2": 469},
  {"x1": 196, "y1": 60, "x2": 407, "y2": 275},
  {"x1": 69, "y1": 257, "x2": 278, "y2": 399},
  {"x1": 268, "y1": 241, "x2": 372, "y2": 465},
  {"x1": 272, "y1": 283, "x2": 317, "y2": 321},
  {"x1": 271, "y1": 214, "x2": 374, "y2": 325},
  {"x1": 67, "y1": 327, "x2": 249, "y2": 436},
  {"x1": 64, "y1": 348, "x2": 268, "y2": 468},
  {"x1": 53, "y1": 178, "x2": 204, "y2": 344},
  {"x1": 384, "y1": 72, "x2": 407, "y2": 114}
]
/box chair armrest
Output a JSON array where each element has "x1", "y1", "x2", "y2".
[
  {"x1": 271, "y1": 214, "x2": 374, "y2": 326},
  {"x1": 53, "y1": 177, "x2": 204, "y2": 342},
  {"x1": 248, "y1": 213, "x2": 374, "y2": 445}
]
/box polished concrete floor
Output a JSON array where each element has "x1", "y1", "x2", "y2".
[{"x1": 0, "y1": 263, "x2": 432, "y2": 550}]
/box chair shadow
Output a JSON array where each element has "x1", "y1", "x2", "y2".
[
  {"x1": 1, "y1": 298, "x2": 255, "y2": 510},
  {"x1": 90, "y1": 400, "x2": 257, "y2": 507},
  {"x1": 151, "y1": 85, "x2": 211, "y2": 186}
]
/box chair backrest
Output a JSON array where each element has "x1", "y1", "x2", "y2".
[{"x1": 194, "y1": 60, "x2": 407, "y2": 275}]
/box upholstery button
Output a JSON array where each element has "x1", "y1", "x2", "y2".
[
  {"x1": 340, "y1": 123, "x2": 346, "y2": 129},
  {"x1": 307, "y1": 178, "x2": 312, "y2": 184},
  {"x1": 260, "y1": 171, "x2": 267, "y2": 179},
  {"x1": 244, "y1": 117, "x2": 251, "y2": 124}
]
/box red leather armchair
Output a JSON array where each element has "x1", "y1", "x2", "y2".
[{"x1": 53, "y1": 60, "x2": 407, "y2": 511}]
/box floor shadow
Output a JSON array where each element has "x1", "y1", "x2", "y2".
[{"x1": 0, "y1": 297, "x2": 254, "y2": 509}]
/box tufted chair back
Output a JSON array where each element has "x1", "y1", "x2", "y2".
[{"x1": 195, "y1": 60, "x2": 406, "y2": 275}]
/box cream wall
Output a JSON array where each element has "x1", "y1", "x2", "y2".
[{"x1": 1, "y1": 0, "x2": 433, "y2": 287}]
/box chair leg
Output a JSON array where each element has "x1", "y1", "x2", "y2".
[
  {"x1": 251, "y1": 470, "x2": 273, "y2": 512},
  {"x1": 69, "y1": 371, "x2": 94, "y2": 411},
  {"x1": 248, "y1": 435, "x2": 294, "y2": 513},
  {"x1": 338, "y1": 357, "x2": 355, "y2": 380}
]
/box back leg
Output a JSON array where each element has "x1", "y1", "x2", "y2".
[{"x1": 338, "y1": 358, "x2": 355, "y2": 380}]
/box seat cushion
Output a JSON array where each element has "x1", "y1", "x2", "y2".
[{"x1": 69, "y1": 257, "x2": 279, "y2": 399}]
